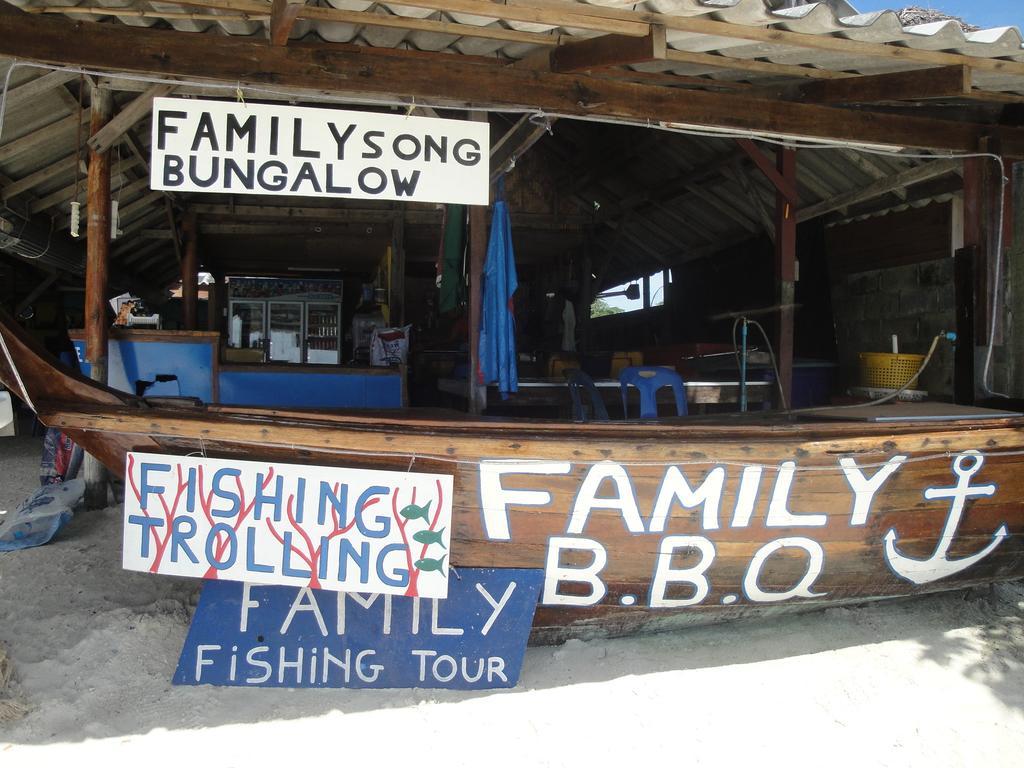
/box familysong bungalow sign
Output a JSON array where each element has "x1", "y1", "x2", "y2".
[{"x1": 150, "y1": 97, "x2": 489, "y2": 205}]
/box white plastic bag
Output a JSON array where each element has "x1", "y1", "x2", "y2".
[{"x1": 370, "y1": 325, "x2": 411, "y2": 366}]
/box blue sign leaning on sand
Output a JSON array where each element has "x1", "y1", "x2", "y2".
[{"x1": 174, "y1": 568, "x2": 544, "y2": 689}]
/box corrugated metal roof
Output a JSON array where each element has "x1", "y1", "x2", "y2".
[
  {"x1": 0, "y1": 1, "x2": 1009, "y2": 286},
  {"x1": 6, "y1": 2, "x2": 1024, "y2": 89}
]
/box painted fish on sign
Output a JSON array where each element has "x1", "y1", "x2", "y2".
[
  {"x1": 174, "y1": 568, "x2": 544, "y2": 689},
  {"x1": 122, "y1": 452, "x2": 454, "y2": 599}
]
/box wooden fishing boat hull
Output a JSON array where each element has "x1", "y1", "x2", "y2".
[{"x1": 2, "y1": 313, "x2": 1023, "y2": 644}]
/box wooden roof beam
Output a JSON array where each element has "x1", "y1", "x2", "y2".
[
  {"x1": 601, "y1": 148, "x2": 744, "y2": 219},
  {"x1": 117, "y1": 237, "x2": 165, "y2": 267},
  {"x1": 735, "y1": 139, "x2": 799, "y2": 204},
  {"x1": 725, "y1": 159, "x2": 775, "y2": 243},
  {"x1": 31, "y1": 155, "x2": 143, "y2": 214},
  {"x1": 3, "y1": 69, "x2": 78, "y2": 111},
  {"x1": 0, "y1": 109, "x2": 90, "y2": 164},
  {"x1": 490, "y1": 114, "x2": 556, "y2": 182},
  {"x1": 30, "y1": 0, "x2": 1024, "y2": 89},
  {"x1": 797, "y1": 158, "x2": 962, "y2": 222},
  {"x1": 503, "y1": 0, "x2": 1024, "y2": 78},
  {"x1": 114, "y1": 208, "x2": 168, "y2": 252},
  {"x1": 118, "y1": 189, "x2": 165, "y2": 225},
  {"x1": 87, "y1": 83, "x2": 176, "y2": 155},
  {"x1": 2, "y1": 12, "x2": 1023, "y2": 155},
  {"x1": 550, "y1": 26, "x2": 666, "y2": 74},
  {"x1": 1, "y1": 152, "x2": 80, "y2": 202},
  {"x1": 270, "y1": 0, "x2": 303, "y2": 47},
  {"x1": 649, "y1": 199, "x2": 720, "y2": 245},
  {"x1": 141, "y1": 229, "x2": 174, "y2": 240},
  {"x1": 763, "y1": 65, "x2": 973, "y2": 105},
  {"x1": 62, "y1": 175, "x2": 152, "y2": 228}
]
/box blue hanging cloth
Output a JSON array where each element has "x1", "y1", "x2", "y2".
[{"x1": 479, "y1": 176, "x2": 519, "y2": 399}]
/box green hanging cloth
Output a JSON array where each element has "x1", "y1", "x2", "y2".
[{"x1": 438, "y1": 203, "x2": 466, "y2": 314}]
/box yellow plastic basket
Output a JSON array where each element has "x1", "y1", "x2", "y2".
[{"x1": 858, "y1": 352, "x2": 925, "y2": 390}]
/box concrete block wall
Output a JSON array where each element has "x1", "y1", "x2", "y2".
[{"x1": 830, "y1": 258, "x2": 955, "y2": 397}]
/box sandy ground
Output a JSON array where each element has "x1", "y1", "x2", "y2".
[{"x1": 1, "y1": 429, "x2": 1023, "y2": 767}]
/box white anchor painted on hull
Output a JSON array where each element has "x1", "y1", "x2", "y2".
[{"x1": 885, "y1": 450, "x2": 1009, "y2": 585}]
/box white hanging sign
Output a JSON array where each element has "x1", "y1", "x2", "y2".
[{"x1": 150, "y1": 97, "x2": 489, "y2": 205}]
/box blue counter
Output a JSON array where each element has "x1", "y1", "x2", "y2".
[
  {"x1": 218, "y1": 367, "x2": 403, "y2": 408},
  {"x1": 71, "y1": 330, "x2": 403, "y2": 409},
  {"x1": 73, "y1": 330, "x2": 217, "y2": 400}
]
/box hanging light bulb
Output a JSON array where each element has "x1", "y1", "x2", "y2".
[{"x1": 69, "y1": 201, "x2": 81, "y2": 238}]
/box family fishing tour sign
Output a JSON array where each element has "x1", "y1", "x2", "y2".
[
  {"x1": 175, "y1": 571, "x2": 544, "y2": 689},
  {"x1": 150, "y1": 97, "x2": 489, "y2": 205},
  {"x1": 122, "y1": 452, "x2": 454, "y2": 599}
]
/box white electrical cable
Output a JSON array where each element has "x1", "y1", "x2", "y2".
[{"x1": 0, "y1": 60, "x2": 1015, "y2": 399}]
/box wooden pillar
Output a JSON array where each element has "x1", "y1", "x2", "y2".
[
  {"x1": 206, "y1": 272, "x2": 222, "y2": 333},
  {"x1": 390, "y1": 207, "x2": 406, "y2": 327},
  {"x1": 181, "y1": 209, "x2": 198, "y2": 330},
  {"x1": 578, "y1": 236, "x2": 593, "y2": 352},
  {"x1": 467, "y1": 113, "x2": 489, "y2": 415},
  {"x1": 774, "y1": 147, "x2": 797, "y2": 410},
  {"x1": 964, "y1": 139, "x2": 1005, "y2": 347},
  {"x1": 468, "y1": 205, "x2": 487, "y2": 415},
  {"x1": 954, "y1": 246, "x2": 976, "y2": 405},
  {"x1": 83, "y1": 86, "x2": 113, "y2": 510}
]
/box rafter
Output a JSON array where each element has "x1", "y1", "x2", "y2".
[
  {"x1": 735, "y1": 139, "x2": 799, "y2": 204},
  {"x1": 2, "y1": 9, "x2": 1021, "y2": 154},
  {"x1": 725, "y1": 158, "x2": 775, "y2": 243},
  {"x1": 759, "y1": 65, "x2": 973, "y2": 105},
  {"x1": 269, "y1": 0, "x2": 302, "y2": 46},
  {"x1": 29, "y1": 155, "x2": 143, "y2": 214},
  {"x1": 490, "y1": 114, "x2": 556, "y2": 182},
  {"x1": 0, "y1": 110, "x2": 90, "y2": 164},
  {"x1": 87, "y1": 83, "x2": 175, "y2": 154},
  {"x1": 550, "y1": 26, "x2": 666, "y2": 74},
  {"x1": 797, "y1": 158, "x2": 962, "y2": 223},
  {"x1": 3, "y1": 69, "x2": 78, "y2": 110},
  {"x1": 1, "y1": 152, "x2": 82, "y2": 202}
]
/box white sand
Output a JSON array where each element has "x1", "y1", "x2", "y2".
[{"x1": 1, "y1": 430, "x2": 1023, "y2": 766}]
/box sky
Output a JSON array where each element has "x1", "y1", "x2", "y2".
[{"x1": 849, "y1": 2, "x2": 1024, "y2": 32}]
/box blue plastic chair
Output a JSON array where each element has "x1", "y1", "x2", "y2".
[
  {"x1": 564, "y1": 369, "x2": 610, "y2": 422},
  {"x1": 619, "y1": 366, "x2": 687, "y2": 419}
]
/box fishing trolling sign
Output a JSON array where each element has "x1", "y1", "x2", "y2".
[
  {"x1": 150, "y1": 97, "x2": 489, "y2": 205},
  {"x1": 122, "y1": 452, "x2": 454, "y2": 598}
]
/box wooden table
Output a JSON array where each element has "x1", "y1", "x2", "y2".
[{"x1": 437, "y1": 377, "x2": 772, "y2": 415}]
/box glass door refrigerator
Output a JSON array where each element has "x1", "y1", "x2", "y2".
[
  {"x1": 227, "y1": 300, "x2": 267, "y2": 362},
  {"x1": 305, "y1": 302, "x2": 341, "y2": 364},
  {"x1": 268, "y1": 302, "x2": 304, "y2": 363}
]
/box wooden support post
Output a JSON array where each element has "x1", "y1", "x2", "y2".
[
  {"x1": 468, "y1": 114, "x2": 489, "y2": 415},
  {"x1": 181, "y1": 209, "x2": 198, "y2": 330},
  {"x1": 774, "y1": 147, "x2": 797, "y2": 410},
  {"x1": 963, "y1": 154, "x2": 987, "y2": 348},
  {"x1": 954, "y1": 246, "x2": 976, "y2": 405},
  {"x1": 963, "y1": 142, "x2": 1007, "y2": 369},
  {"x1": 578, "y1": 236, "x2": 593, "y2": 352},
  {"x1": 390, "y1": 207, "x2": 406, "y2": 327},
  {"x1": 206, "y1": 273, "x2": 221, "y2": 333},
  {"x1": 83, "y1": 85, "x2": 112, "y2": 510}
]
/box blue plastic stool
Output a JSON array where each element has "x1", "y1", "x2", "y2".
[
  {"x1": 619, "y1": 366, "x2": 687, "y2": 419},
  {"x1": 564, "y1": 369, "x2": 610, "y2": 422}
]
